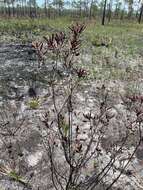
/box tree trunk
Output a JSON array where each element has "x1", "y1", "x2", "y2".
[
  {"x1": 44, "y1": 0, "x2": 48, "y2": 17},
  {"x1": 107, "y1": 3, "x2": 111, "y2": 22},
  {"x1": 138, "y1": 4, "x2": 143, "y2": 23},
  {"x1": 120, "y1": 9, "x2": 124, "y2": 20},
  {"x1": 11, "y1": 1, "x2": 15, "y2": 17},
  {"x1": 89, "y1": 0, "x2": 93, "y2": 19},
  {"x1": 7, "y1": 3, "x2": 11, "y2": 17},
  {"x1": 102, "y1": 0, "x2": 107, "y2": 25}
]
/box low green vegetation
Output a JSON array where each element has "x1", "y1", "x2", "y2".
[
  {"x1": 0, "y1": 17, "x2": 143, "y2": 53},
  {"x1": 0, "y1": 164, "x2": 29, "y2": 187},
  {"x1": 27, "y1": 98, "x2": 40, "y2": 109},
  {"x1": 0, "y1": 17, "x2": 142, "y2": 84}
]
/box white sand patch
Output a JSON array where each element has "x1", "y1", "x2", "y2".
[{"x1": 27, "y1": 151, "x2": 43, "y2": 167}]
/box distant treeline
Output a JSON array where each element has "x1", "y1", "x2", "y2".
[{"x1": 0, "y1": 0, "x2": 142, "y2": 24}]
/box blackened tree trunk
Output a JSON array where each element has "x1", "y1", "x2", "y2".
[
  {"x1": 89, "y1": 0, "x2": 94, "y2": 19},
  {"x1": 107, "y1": 2, "x2": 111, "y2": 22},
  {"x1": 3, "y1": 0, "x2": 7, "y2": 17},
  {"x1": 102, "y1": 0, "x2": 107, "y2": 25},
  {"x1": 44, "y1": 0, "x2": 48, "y2": 17},
  {"x1": 138, "y1": 4, "x2": 143, "y2": 23},
  {"x1": 11, "y1": 0, "x2": 15, "y2": 17},
  {"x1": 7, "y1": 3, "x2": 11, "y2": 17},
  {"x1": 120, "y1": 9, "x2": 124, "y2": 20}
]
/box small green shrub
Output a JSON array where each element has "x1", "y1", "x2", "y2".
[{"x1": 28, "y1": 99, "x2": 40, "y2": 109}]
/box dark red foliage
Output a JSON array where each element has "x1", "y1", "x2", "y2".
[
  {"x1": 44, "y1": 32, "x2": 66, "y2": 50},
  {"x1": 32, "y1": 41, "x2": 47, "y2": 67},
  {"x1": 134, "y1": 107, "x2": 142, "y2": 116},
  {"x1": 69, "y1": 37, "x2": 80, "y2": 53},
  {"x1": 76, "y1": 68, "x2": 87, "y2": 78},
  {"x1": 126, "y1": 95, "x2": 143, "y2": 103},
  {"x1": 69, "y1": 23, "x2": 86, "y2": 55},
  {"x1": 69, "y1": 23, "x2": 86, "y2": 36},
  {"x1": 83, "y1": 112, "x2": 92, "y2": 120},
  {"x1": 54, "y1": 32, "x2": 66, "y2": 45},
  {"x1": 75, "y1": 139, "x2": 82, "y2": 153},
  {"x1": 32, "y1": 23, "x2": 86, "y2": 68}
]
